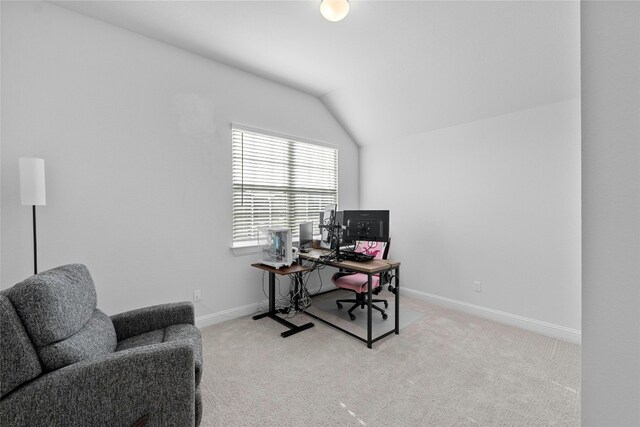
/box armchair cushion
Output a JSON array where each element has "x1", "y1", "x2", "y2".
[
  {"x1": 110, "y1": 302, "x2": 195, "y2": 341},
  {"x1": 5, "y1": 264, "x2": 97, "y2": 346},
  {"x1": 0, "y1": 295, "x2": 42, "y2": 398},
  {"x1": 115, "y1": 329, "x2": 165, "y2": 351},
  {"x1": 116, "y1": 323, "x2": 202, "y2": 386},
  {"x1": 38, "y1": 309, "x2": 116, "y2": 372}
]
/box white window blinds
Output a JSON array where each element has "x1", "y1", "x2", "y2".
[{"x1": 232, "y1": 127, "x2": 338, "y2": 244}]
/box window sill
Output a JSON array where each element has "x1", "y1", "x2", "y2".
[
  {"x1": 230, "y1": 239, "x2": 308, "y2": 256},
  {"x1": 230, "y1": 241, "x2": 259, "y2": 257}
]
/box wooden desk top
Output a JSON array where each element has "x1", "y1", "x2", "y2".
[
  {"x1": 298, "y1": 249, "x2": 400, "y2": 274},
  {"x1": 251, "y1": 263, "x2": 311, "y2": 275}
]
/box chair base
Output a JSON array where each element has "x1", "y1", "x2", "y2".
[{"x1": 336, "y1": 292, "x2": 389, "y2": 321}]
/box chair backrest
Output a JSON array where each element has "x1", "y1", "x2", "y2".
[
  {"x1": 2, "y1": 264, "x2": 117, "y2": 376},
  {"x1": 0, "y1": 293, "x2": 42, "y2": 398},
  {"x1": 354, "y1": 238, "x2": 391, "y2": 260},
  {"x1": 333, "y1": 239, "x2": 391, "y2": 292}
]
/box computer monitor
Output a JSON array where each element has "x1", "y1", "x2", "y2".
[
  {"x1": 342, "y1": 210, "x2": 390, "y2": 243},
  {"x1": 299, "y1": 222, "x2": 313, "y2": 250}
]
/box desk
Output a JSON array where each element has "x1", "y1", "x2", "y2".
[
  {"x1": 251, "y1": 263, "x2": 315, "y2": 337},
  {"x1": 299, "y1": 249, "x2": 401, "y2": 348}
]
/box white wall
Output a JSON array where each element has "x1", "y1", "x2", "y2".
[
  {"x1": 581, "y1": 1, "x2": 640, "y2": 425},
  {"x1": 361, "y1": 99, "x2": 581, "y2": 338},
  {"x1": 0, "y1": 1, "x2": 359, "y2": 319}
]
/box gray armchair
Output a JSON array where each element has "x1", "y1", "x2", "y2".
[{"x1": 0, "y1": 264, "x2": 202, "y2": 427}]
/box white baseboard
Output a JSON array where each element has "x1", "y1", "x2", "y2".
[
  {"x1": 195, "y1": 287, "x2": 581, "y2": 344},
  {"x1": 401, "y1": 287, "x2": 581, "y2": 344},
  {"x1": 194, "y1": 283, "x2": 328, "y2": 329},
  {"x1": 195, "y1": 300, "x2": 267, "y2": 329}
]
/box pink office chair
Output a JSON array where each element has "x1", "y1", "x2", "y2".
[{"x1": 332, "y1": 240, "x2": 391, "y2": 320}]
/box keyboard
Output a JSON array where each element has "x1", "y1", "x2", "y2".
[{"x1": 339, "y1": 250, "x2": 374, "y2": 263}]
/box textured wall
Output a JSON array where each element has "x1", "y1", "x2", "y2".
[
  {"x1": 581, "y1": 1, "x2": 640, "y2": 425},
  {"x1": 361, "y1": 99, "x2": 581, "y2": 334},
  {"x1": 0, "y1": 1, "x2": 359, "y2": 317}
]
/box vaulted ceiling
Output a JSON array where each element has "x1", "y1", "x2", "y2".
[{"x1": 53, "y1": 0, "x2": 580, "y2": 147}]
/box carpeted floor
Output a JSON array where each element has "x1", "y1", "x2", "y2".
[
  {"x1": 198, "y1": 292, "x2": 580, "y2": 426},
  {"x1": 307, "y1": 289, "x2": 425, "y2": 338}
]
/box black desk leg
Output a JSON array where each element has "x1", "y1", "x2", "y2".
[
  {"x1": 367, "y1": 273, "x2": 373, "y2": 349},
  {"x1": 269, "y1": 271, "x2": 276, "y2": 312},
  {"x1": 394, "y1": 267, "x2": 400, "y2": 334},
  {"x1": 252, "y1": 271, "x2": 314, "y2": 338}
]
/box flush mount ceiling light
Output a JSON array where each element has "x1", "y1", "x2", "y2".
[{"x1": 320, "y1": 0, "x2": 350, "y2": 22}]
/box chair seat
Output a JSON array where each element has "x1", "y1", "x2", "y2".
[
  {"x1": 116, "y1": 323, "x2": 202, "y2": 386},
  {"x1": 333, "y1": 273, "x2": 380, "y2": 293}
]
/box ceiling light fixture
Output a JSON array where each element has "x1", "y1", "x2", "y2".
[{"x1": 320, "y1": 0, "x2": 349, "y2": 22}]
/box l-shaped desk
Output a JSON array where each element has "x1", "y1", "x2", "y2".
[
  {"x1": 300, "y1": 249, "x2": 401, "y2": 348},
  {"x1": 253, "y1": 249, "x2": 401, "y2": 349}
]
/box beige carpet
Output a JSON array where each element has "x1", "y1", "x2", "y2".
[
  {"x1": 198, "y1": 293, "x2": 580, "y2": 426},
  {"x1": 306, "y1": 289, "x2": 424, "y2": 338}
]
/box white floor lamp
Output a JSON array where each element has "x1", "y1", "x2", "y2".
[{"x1": 19, "y1": 158, "x2": 46, "y2": 275}]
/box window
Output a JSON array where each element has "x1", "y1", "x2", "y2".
[{"x1": 232, "y1": 126, "x2": 338, "y2": 245}]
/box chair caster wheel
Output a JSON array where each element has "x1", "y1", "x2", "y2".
[
  {"x1": 382, "y1": 313, "x2": 388, "y2": 320},
  {"x1": 349, "y1": 313, "x2": 356, "y2": 321},
  {"x1": 384, "y1": 301, "x2": 389, "y2": 308},
  {"x1": 337, "y1": 302, "x2": 343, "y2": 309}
]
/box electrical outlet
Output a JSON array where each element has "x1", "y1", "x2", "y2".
[
  {"x1": 473, "y1": 281, "x2": 482, "y2": 292},
  {"x1": 193, "y1": 289, "x2": 201, "y2": 302}
]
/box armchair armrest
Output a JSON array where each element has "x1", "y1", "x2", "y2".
[
  {"x1": 111, "y1": 302, "x2": 194, "y2": 341},
  {"x1": 0, "y1": 341, "x2": 195, "y2": 427}
]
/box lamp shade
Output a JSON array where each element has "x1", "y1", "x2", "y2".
[
  {"x1": 19, "y1": 157, "x2": 46, "y2": 206},
  {"x1": 320, "y1": 0, "x2": 349, "y2": 22}
]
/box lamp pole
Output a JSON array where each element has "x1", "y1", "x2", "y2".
[{"x1": 32, "y1": 205, "x2": 38, "y2": 274}]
